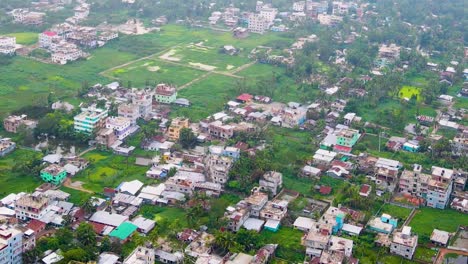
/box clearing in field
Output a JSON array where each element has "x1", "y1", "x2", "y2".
[
  {"x1": 109, "y1": 59, "x2": 206, "y2": 87},
  {"x1": 409, "y1": 208, "x2": 468, "y2": 237},
  {"x1": 399, "y1": 85, "x2": 421, "y2": 101},
  {"x1": 6, "y1": 32, "x2": 38, "y2": 45}
]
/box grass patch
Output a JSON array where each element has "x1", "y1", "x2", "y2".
[
  {"x1": 380, "y1": 204, "x2": 412, "y2": 225},
  {"x1": 0, "y1": 149, "x2": 42, "y2": 196},
  {"x1": 414, "y1": 247, "x2": 437, "y2": 263},
  {"x1": 259, "y1": 227, "x2": 305, "y2": 262},
  {"x1": 140, "y1": 205, "x2": 188, "y2": 228},
  {"x1": 410, "y1": 208, "x2": 468, "y2": 238},
  {"x1": 60, "y1": 186, "x2": 94, "y2": 205},
  {"x1": 6, "y1": 32, "x2": 38, "y2": 45},
  {"x1": 399, "y1": 85, "x2": 421, "y2": 101}
]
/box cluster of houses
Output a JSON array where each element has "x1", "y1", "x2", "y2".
[
  {"x1": 38, "y1": 22, "x2": 118, "y2": 64},
  {"x1": 9, "y1": 8, "x2": 46, "y2": 26}
]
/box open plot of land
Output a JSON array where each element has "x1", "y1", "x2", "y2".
[
  {"x1": 108, "y1": 59, "x2": 207, "y2": 87},
  {"x1": 0, "y1": 149, "x2": 42, "y2": 195},
  {"x1": 380, "y1": 204, "x2": 412, "y2": 224},
  {"x1": 6, "y1": 32, "x2": 38, "y2": 45},
  {"x1": 72, "y1": 150, "x2": 151, "y2": 193},
  {"x1": 409, "y1": 208, "x2": 468, "y2": 238},
  {"x1": 259, "y1": 227, "x2": 305, "y2": 262}
]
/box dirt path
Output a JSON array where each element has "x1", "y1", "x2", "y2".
[
  {"x1": 63, "y1": 178, "x2": 94, "y2": 194},
  {"x1": 178, "y1": 72, "x2": 213, "y2": 90},
  {"x1": 435, "y1": 248, "x2": 468, "y2": 264}
]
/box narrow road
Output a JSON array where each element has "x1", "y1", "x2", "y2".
[
  {"x1": 178, "y1": 72, "x2": 213, "y2": 90},
  {"x1": 435, "y1": 248, "x2": 468, "y2": 264}
]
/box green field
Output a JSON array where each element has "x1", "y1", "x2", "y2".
[
  {"x1": 259, "y1": 227, "x2": 305, "y2": 262},
  {"x1": 72, "y1": 150, "x2": 151, "y2": 193},
  {"x1": 60, "y1": 186, "x2": 94, "y2": 205},
  {"x1": 0, "y1": 149, "x2": 42, "y2": 196},
  {"x1": 6, "y1": 32, "x2": 38, "y2": 45},
  {"x1": 108, "y1": 59, "x2": 207, "y2": 87},
  {"x1": 409, "y1": 208, "x2": 468, "y2": 238},
  {"x1": 380, "y1": 204, "x2": 412, "y2": 224}
]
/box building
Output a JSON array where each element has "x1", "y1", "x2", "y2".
[
  {"x1": 39, "y1": 31, "x2": 58, "y2": 48},
  {"x1": 109, "y1": 222, "x2": 138, "y2": 242},
  {"x1": 0, "y1": 138, "x2": 16, "y2": 157},
  {"x1": 118, "y1": 103, "x2": 140, "y2": 124},
  {"x1": 155, "y1": 84, "x2": 177, "y2": 104},
  {"x1": 123, "y1": 246, "x2": 155, "y2": 264},
  {"x1": 248, "y1": 14, "x2": 271, "y2": 34},
  {"x1": 398, "y1": 164, "x2": 431, "y2": 199},
  {"x1": 304, "y1": 223, "x2": 332, "y2": 257},
  {"x1": 0, "y1": 225, "x2": 23, "y2": 264},
  {"x1": 244, "y1": 190, "x2": 269, "y2": 217},
  {"x1": 105, "y1": 116, "x2": 136, "y2": 140},
  {"x1": 168, "y1": 118, "x2": 189, "y2": 141},
  {"x1": 430, "y1": 229, "x2": 450, "y2": 247},
  {"x1": 129, "y1": 88, "x2": 154, "y2": 118},
  {"x1": 225, "y1": 202, "x2": 250, "y2": 232},
  {"x1": 208, "y1": 121, "x2": 234, "y2": 139},
  {"x1": 3, "y1": 115, "x2": 37, "y2": 133},
  {"x1": 40, "y1": 164, "x2": 67, "y2": 185},
  {"x1": 96, "y1": 128, "x2": 118, "y2": 148},
  {"x1": 335, "y1": 128, "x2": 360, "y2": 152},
  {"x1": 0, "y1": 36, "x2": 16, "y2": 55},
  {"x1": 390, "y1": 226, "x2": 418, "y2": 260},
  {"x1": 427, "y1": 166, "x2": 454, "y2": 209},
  {"x1": 15, "y1": 194, "x2": 49, "y2": 221},
  {"x1": 367, "y1": 213, "x2": 398, "y2": 234},
  {"x1": 74, "y1": 107, "x2": 108, "y2": 134},
  {"x1": 317, "y1": 14, "x2": 343, "y2": 26},
  {"x1": 332, "y1": 1, "x2": 350, "y2": 15},
  {"x1": 378, "y1": 44, "x2": 401, "y2": 61},
  {"x1": 450, "y1": 197, "x2": 468, "y2": 213},
  {"x1": 259, "y1": 171, "x2": 283, "y2": 196}
]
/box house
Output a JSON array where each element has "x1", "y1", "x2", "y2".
[
  {"x1": 105, "y1": 116, "x2": 138, "y2": 140},
  {"x1": 398, "y1": 164, "x2": 431, "y2": 199},
  {"x1": 184, "y1": 232, "x2": 214, "y2": 258},
  {"x1": 293, "y1": 217, "x2": 315, "y2": 232},
  {"x1": 301, "y1": 165, "x2": 321, "y2": 179},
  {"x1": 15, "y1": 194, "x2": 49, "y2": 221},
  {"x1": 123, "y1": 246, "x2": 155, "y2": 264},
  {"x1": 313, "y1": 149, "x2": 337, "y2": 165},
  {"x1": 359, "y1": 184, "x2": 371, "y2": 197},
  {"x1": 118, "y1": 103, "x2": 140, "y2": 124},
  {"x1": 236, "y1": 93, "x2": 253, "y2": 103},
  {"x1": 260, "y1": 199, "x2": 288, "y2": 222},
  {"x1": 154, "y1": 249, "x2": 184, "y2": 264},
  {"x1": 0, "y1": 36, "x2": 17, "y2": 55},
  {"x1": 51, "y1": 101, "x2": 75, "y2": 112},
  {"x1": 74, "y1": 107, "x2": 108, "y2": 134},
  {"x1": 99, "y1": 252, "x2": 120, "y2": 264},
  {"x1": 168, "y1": 118, "x2": 190, "y2": 141},
  {"x1": 251, "y1": 244, "x2": 277, "y2": 264},
  {"x1": 129, "y1": 88, "x2": 154, "y2": 118},
  {"x1": 225, "y1": 202, "x2": 250, "y2": 232},
  {"x1": 402, "y1": 141, "x2": 420, "y2": 152},
  {"x1": 118, "y1": 180, "x2": 144, "y2": 196},
  {"x1": 390, "y1": 226, "x2": 418, "y2": 260},
  {"x1": 3, "y1": 115, "x2": 37, "y2": 133},
  {"x1": 208, "y1": 121, "x2": 234, "y2": 139},
  {"x1": 0, "y1": 138, "x2": 16, "y2": 157},
  {"x1": 334, "y1": 128, "x2": 361, "y2": 152},
  {"x1": 430, "y1": 229, "x2": 450, "y2": 247},
  {"x1": 155, "y1": 83, "x2": 177, "y2": 104},
  {"x1": 259, "y1": 171, "x2": 282, "y2": 196},
  {"x1": 96, "y1": 128, "x2": 118, "y2": 148},
  {"x1": 89, "y1": 211, "x2": 129, "y2": 227},
  {"x1": 40, "y1": 164, "x2": 67, "y2": 185},
  {"x1": 367, "y1": 214, "x2": 397, "y2": 234},
  {"x1": 342, "y1": 224, "x2": 363, "y2": 236},
  {"x1": 303, "y1": 223, "x2": 332, "y2": 257},
  {"x1": 244, "y1": 190, "x2": 269, "y2": 217},
  {"x1": 131, "y1": 216, "x2": 156, "y2": 234},
  {"x1": 450, "y1": 197, "x2": 467, "y2": 213},
  {"x1": 109, "y1": 222, "x2": 138, "y2": 242}
]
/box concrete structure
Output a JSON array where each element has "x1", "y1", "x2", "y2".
[
  {"x1": 118, "y1": 103, "x2": 140, "y2": 124},
  {"x1": 390, "y1": 226, "x2": 418, "y2": 260},
  {"x1": 335, "y1": 128, "x2": 360, "y2": 151},
  {"x1": 0, "y1": 225, "x2": 23, "y2": 264},
  {"x1": 15, "y1": 194, "x2": 49, "y2": 221},
  {"x1": 168, "y1": 118, "x2": 189, "y2": 141},
  {"x1": 155, "y1": 84, "x2": 177, "y2": 104},
  {"x1": 40, "y1": 164, "x2": 67, "y2": 185},
  {"x1": 74, "y1": 107, "x2": 108, "y2": 134},
  {"x1": 259, "y1": 171, "x2": 283, "y2": 196},
  {"x1": 0, "y1": 36, "x2": 16, "y2": 55},
  {"x1": 123, "y1": 246, "x2": 155, "y2": 264},
  {"x1": 367, "y1": 214, "x2": 397, "y2": 234},
  {"x1": 398, "y1": 164, "x2": 431, "y2": 199},
  {"x1": 105, "y1": 116, "x2": 135, "y2": 140},
  {"x1": 430, "y1": 229, "x2": 450, "y2": 247},
  {"x1": 39, "y1": 31, "x2": 58, "y2": 48},
  {"x1": 427, "y1": 166, "x2": 454, "y2": 209},
  {"x1": 208, "y1": 121, "x2": 234, "y2": 139},
  {"x1": 3, "y1": 115, "x2": 37, "y2": 133},
  {"x1": 130, "y1": 88, "x2": 154, "y2": 118},
  {"x1": 0, "y1": 138, "x2": 16, "y2": 157}
]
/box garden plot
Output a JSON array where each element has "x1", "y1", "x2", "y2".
[{"x1": 110, "y1": 59, "x2": 206, "y2": 87}]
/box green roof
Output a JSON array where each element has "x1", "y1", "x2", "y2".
[{"x1": 109, "y1": 222, "x2": 138, "y2": 240}]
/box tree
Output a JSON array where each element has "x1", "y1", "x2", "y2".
[
  {"x1": 100, "y1": 236, "x2": 112, "y2": 253},
  {"x1": 55, "y1": 228, "x2": 74, "y2": 250},
  {"x1": 63, "y1": 248, "x2": 89, "y2": 262},
  {"x1": 81, "y1": 198, "x2": 96, "y2": 215},
  {"x1": 213, "y1": 231, "x2": 239, "y2": 254},
  {"x1": 179, "y1": 128, "x2": 197, "y2": 149},
  {"x1": 23, "y1": 248, "x2": 41, "y2": 264},
  {"x1": 76, "y1": 222, "x2": 97, "y2": 248}
]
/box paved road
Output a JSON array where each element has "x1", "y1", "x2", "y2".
[{"x1": 435, "y1": 248, "x2": 468, "y2": 264}]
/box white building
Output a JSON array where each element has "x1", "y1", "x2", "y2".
[
  {"x1": 292, "y1": 1, "x2": 306, "y2": 12},
  {"x1": 38, "y1": 31, "x2": 58, "y2": 48},
  {"x1": 0, "y1": 36, "x2": 16, "y2": 55},
  {"x1": 14, "y1": 194, "x2": 49, "y2": 221},
  {"x1": 248, "y1": 14, "x2": 271, "y2": 34},
  {"x1": 123, "y1": 246, "x2": 155, "y2": 264},
  {"x1": 118, "y1": 103, "x2": 140, "y2": 124},
  {"x1": 105, "y1": 116, "x2": 134, "y2": 140},
  {"x1": 0, "y1": 226, "x2": 23, "y2": 264}
]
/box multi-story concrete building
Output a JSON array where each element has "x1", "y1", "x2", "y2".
[
  {"x1": 15, "y1": 194, "x2": 49, "y2": 221},
  {"x1": 208, "y1": 121, "x2": 234, "y2": 139},
  {"x1": 427, "y1": 166, "x2": 454, "y2": 209},
  {"x1": 0, "y1": 138, "x2": 16, "y2": 157},
  {"x1": 123, "y1": 246, "x2": 155, "y2": 264},
  {"x1": 225, "y1": 201, "x2": 250, "y2": 232},
  {"x1": 0, "y1": 36, "x2": 16, "y2": 55},
  {"x1": 398, "y1": 164, "x2": 431, "y2": 199},
  {"x1": 0, "y1": 225, "x2": 23, "y2": 264},
  {"x1": 105, "y1": 116, "x2": 134, "y2": 140},
  {"x1": 244, "y1": 190, "x2": 268, "y2": 217},
  {"x1": 390, "y1": 226, "x2": 418, "y2": 260},
  {"x1": 206, "y1": 155, "x2": 232, "y2": 185},
  {"x1": 332, "y1": 1, "x2": 350, "y2": 15},
  {"x1": 74, "y1": 107, "x2": 108, "y2": 134},
  {"x1": 304, "y1": 223, "x2": 332, "y2": 258},
  {"x1": 335, "y1": 128, "x2": 361, "y2": 152},
  {"x1": 248, "y1": 14, "x2": 271, "y2": 34},
  {"x1": 168, "y1": 118, "x2": 189, "y2": 141},
  {"x1": 259, "y1": 171, "x2": 283, "y2": 196},
  {"x1": 155, "y1": 84, "x2": 177, "y2": 104},
  {"x1": 292, "y1": 1, "x2": 305, "y2": 12},
  {"x1": 38, "y1": 31, "x2": 58, "y2": 48},
  {"x1": 118, "y1": 103, "x2": 140, "y2": 124},
  {"x1": 40, "y1": 164, "x2": 67, "y2": 185},
  {"x1": 260, "y1": 199, "x2": 288, "y2": 221},
  {"x1": 130, "y1": 88, "x2": 154, "y2": 118},
  {"x1": 3, "y1": 115, "x2": 37, "y2": 133}
]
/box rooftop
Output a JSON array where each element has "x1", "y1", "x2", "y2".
[{"x1": 109, "y1": 221, "x2": 138, "y2": 240}]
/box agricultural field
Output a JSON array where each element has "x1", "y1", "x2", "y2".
[
  {"x1": 409, "y1": 208, "x2": 468, "y2": 238},
  {"x1": 399, "y1": 85, "x2": 421, "y2": 101},
  {"x1": 71, "y1": 150, "x2": 152, "y2": 193}
]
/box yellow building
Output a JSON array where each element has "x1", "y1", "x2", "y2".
[{"x1": 168, "y1": 117, "x2": 189, "y2": 140}]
